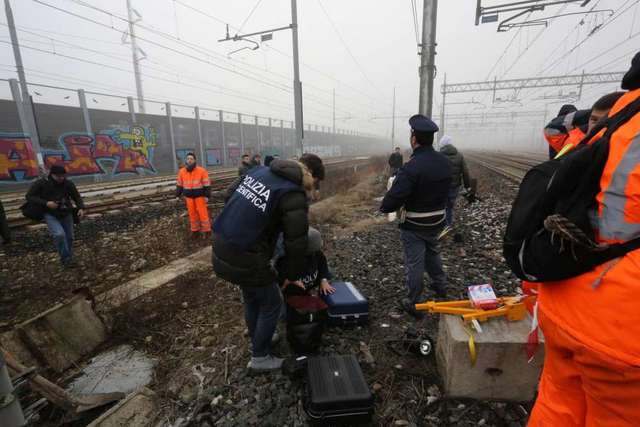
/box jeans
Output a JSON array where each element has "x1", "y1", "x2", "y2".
[
  {"x1": 44, "y1": 213, "x2": 74, "y2": 262},
  {"x1": 445, "y1": 186, "x2": 460, "y2": 227},
  {"x1": 241, "y1": 282, "x2": 283, "y2": 357},
  {"x1": 400, "y1": 228, "x2": 447, "y2": 303}
]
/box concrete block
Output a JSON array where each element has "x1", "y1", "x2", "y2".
[
  {"x1": 17, "y1": 294, "x2": 108, "y2": 372},
  {"x1": 436, "y1": 314, "x2": 544, "y2": 402},
  {"x1": 87, "y1": 388, "x2": 158, "y2": 427}
]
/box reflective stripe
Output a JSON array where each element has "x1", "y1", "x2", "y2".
[
  {"x1": 597, "y1": 131, "x2": 640, "y2": 241},
  {"x1": 405, "y1": 209, "x2": 445, "y2": 218}
]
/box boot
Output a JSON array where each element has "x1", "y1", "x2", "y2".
[{"x1": 190, "y1": 231, "x2": 200, "y2": 239}]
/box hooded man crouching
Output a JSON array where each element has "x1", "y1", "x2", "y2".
[{"x1": 212, "y1": 153, "x2": 325, "y2": 373}]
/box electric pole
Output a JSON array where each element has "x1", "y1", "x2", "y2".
[
  {"x1": 126, "y1": 0, "x2": 145, "y2": 114},
  {"x1": 219, "y1": 0, "x2": 304, "y2": 155},
  {"x1": 418, "y1": 0, "x2": 438, "y2": 118},
  {"x1": 391, "y1": 87, "x2": 396, "y2": 151},
  {"x1": 4, "y1": 0, "x2": 43, "y2": 166},
  {"x1": 291, "y1": 0, "x2": 304, "y2": 155}
]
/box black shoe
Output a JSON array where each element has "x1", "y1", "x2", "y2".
[
  {"x1": 431, "y1": 286, "x2": 448, "y2": 299},
  {"x1": 400, "y1": 298, "x2": 425, "y2": 320}
]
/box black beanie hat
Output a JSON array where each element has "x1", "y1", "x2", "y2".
[
  {"x1": 49, "y1": 164, "x2": 66, "y2": 175},
  {"x1": 186, "y1": 152, "x2": 196, "y2": 159},
  {"x1": 622, "y1": 51, "x2": 640, "y2": 91},
  {"x1": 558, "y1": 104, "x2": 577, "y2": 116}
]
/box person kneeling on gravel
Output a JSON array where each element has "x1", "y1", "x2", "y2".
[
  {"x1": 212, "y1": 154, "x2": 325, "y2": 373},
  {"x1": 276, "y1": 227, "x2": 335, "y2": 298}
]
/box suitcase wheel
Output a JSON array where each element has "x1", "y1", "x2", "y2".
[{"x1": 419, "y1": 339, "x2": 432, "y2": 356}]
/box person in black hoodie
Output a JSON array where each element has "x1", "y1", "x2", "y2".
[
  {"x1": 212, "y1": 153, "x2": 325, "y2": 372},
  {"x1": 25, "y1": 164, "x2": 85, "y2": 267},
  {"x1": 438, "y1": 135, "x2": 471, "y2": 235},
  {"x1": 0, "y1": 200, "x2": 10, "y2": 245},
  {"x1": 275, "y1": 227, "x2": 335, "y2": 297}
]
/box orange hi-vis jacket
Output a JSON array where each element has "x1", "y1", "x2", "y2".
[
  {"x1": 544, "y1": 109, "x2": 589, "y2": 155},
  {"x1": 176, "y1": 165, "x2": 211, "y2": 199},
  {"x1": 538, "y1": 88, "x2": 640, "y2": 366}
]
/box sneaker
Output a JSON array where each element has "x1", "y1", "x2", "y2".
[
  {"x1": 247, "y1": 355, "x2": 284, "y2": 373},
  {"x1": 400, "y1": 298, "x2": 425, "y2": 320},
  {"x1": 437, "y1": 225, "x2": 453, "y2": 241}
]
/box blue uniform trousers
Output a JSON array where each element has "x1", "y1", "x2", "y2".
[{"x1": 400, "y1": 228, "x2": 447, "y2": 303}]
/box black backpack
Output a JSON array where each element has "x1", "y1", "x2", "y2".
[{"x1": 503, "y1": 96, "x2": 640, "y2": 282}]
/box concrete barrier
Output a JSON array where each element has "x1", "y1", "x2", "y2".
[{"x1": 436, "y1": 314, "x2": 544, "y2": 402}]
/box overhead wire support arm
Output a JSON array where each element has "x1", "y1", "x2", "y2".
[
  {"x1": 442, "y1": 71, "x2": 625, "y2": 95},
  {"x1": 475, "y1": 0, "x2": 592, "y2": 26},
  {"x1": 217, "y1": 24, "x2": 293, "y2": 43}
]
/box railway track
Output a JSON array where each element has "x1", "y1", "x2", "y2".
[
  {"x1": 2, "y1": 157, "x2": 373, "y2": 229},
  {"x1": 466, "y1": 151, "x2": 547, "y2": 182}
]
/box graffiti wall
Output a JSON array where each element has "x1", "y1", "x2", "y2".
[
  {"x1": 0, "y1": 134, "x2": 39, "y2": 181},
  {"x1": 0, "y1": 125, "x2": 157, "y2": 182}
]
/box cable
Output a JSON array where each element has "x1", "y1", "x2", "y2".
[
  {"x1": 410, "y1": 0, "x2": 420, "y2": 50},
  {"x1": 237, "y1": 0, "x2": 264, "y2": 33},
  {"x1": 539, "y1": 0, "x2": 640, "y2": 76},
  {"x1": 52, "y1": 0, "x2": 388, "y2": 117},
  {"x1": 172, "y1": 0, "x2": 393, "y2": 107},
  {"x1": 315, "y1": 0, "x2": 383, "y2": 96}
]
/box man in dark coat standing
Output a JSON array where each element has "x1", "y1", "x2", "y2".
[
  {"x1": 388, "y1": 147, "x2": 403, "y2": 176},
  {"x1": 438, "y1": 135, "x2": 471, "y2": 236},
  {"x1": 381, "y1": 115, "x2": 451, "y2": 318}
]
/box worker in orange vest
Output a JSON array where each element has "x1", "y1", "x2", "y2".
[
  {"x1": 529, "y1": 51, "x2": 640, "y2": 427},
  {"x1": 176, "y1": 152, "x2": 211, "y2": 238},
  {"x1": 544, "y1": 92, "x2": 626, "y2": 159}
]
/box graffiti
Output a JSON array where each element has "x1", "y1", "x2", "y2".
[
  {"x1": 0, "y1": 134, "x2": 39, "y2": 181},
  {"x1": 44, "y1": 126, "x2": 157, "y2": 176},
  {"x1": 0, "y1": 126, "x2": 157, "y2": 182}
]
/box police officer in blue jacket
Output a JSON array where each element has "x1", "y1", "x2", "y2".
[{"x1": 380, "y1": 115, "x2": 452, "y2": 318}]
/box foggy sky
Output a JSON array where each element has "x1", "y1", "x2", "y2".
[{"x1": 1, "y1": 0, "x2": 637, "y2": 152}]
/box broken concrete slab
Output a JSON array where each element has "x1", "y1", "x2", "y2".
[
  {"x1": 96, "y1": 246, "x2": 211, "y2": 310},
  {"x1": 87, "y1": 388, "x2": 158, "y2": 427},
  {"x1": 17, "y1": 294, "x2": 107, "y2": 373},
  {"x1": 436, "y1": 314, "x2": 544, "y2": 402},
  {"x1": 69, "y1": 345, "x2": 155, "y2": 396}
]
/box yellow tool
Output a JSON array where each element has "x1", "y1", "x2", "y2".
[
  {"x1": 414, "y1": 296, "x2": 530, "y2": 366},
  {"x1": 414, "y1": 296, "x2": 528, "y2": 323}
]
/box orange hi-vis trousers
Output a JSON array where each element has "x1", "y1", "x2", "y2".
[
  {"x1": 185, "y1": 197, "x2": 210, "y2": 232},
  {"x1": 529, "y1": 310, "x2": 640, "y2": 427}
]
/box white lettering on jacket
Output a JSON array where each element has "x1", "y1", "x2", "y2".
[{"x1": 235, "y1": 175, "x2": 271, "y2": 212}]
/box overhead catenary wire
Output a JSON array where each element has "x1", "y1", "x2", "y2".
[
  {"x1": 237, "y1": 0, "x2": 264, "y2": 33},
  {"x1": 55, "y1": 0, "x2": 392, "y2": 118},
  {"x1": 315, "y1": 0, "x2": 384, "y2": 97},
  {"x1": 171, "y1": 0, "x2": 395, "y2": 109}
]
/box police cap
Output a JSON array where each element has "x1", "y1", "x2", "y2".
[{"x1": 409, "y1": 114, "x2": 439, "y2": 133}]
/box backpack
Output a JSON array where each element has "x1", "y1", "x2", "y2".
[{"x1": 503, "y1": 96, "x2": 640, "y2": 282}]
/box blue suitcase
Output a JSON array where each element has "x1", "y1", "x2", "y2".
[{"x1": 321, "y1": 282, "x2": 369, "y2": 325}]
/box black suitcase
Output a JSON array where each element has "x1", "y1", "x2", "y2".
[{"x1": 305, "y1": 355, "x2": 374, "y2": 425}]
